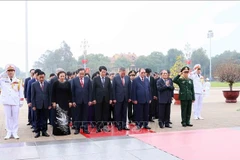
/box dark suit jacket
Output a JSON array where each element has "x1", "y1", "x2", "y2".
[
  {"x1": 24, "y1": 77, "x2": 31, "y2": 99},
  {"x1": 31, "y1": 80, "x2": 51, "y2": 109},
  {"x1": 131, "y1": 76, "x2": 151, "y2": 104},
  {"x1": 72, "y1": 76, "x2": 92, "y2": 104},
  {"x1": 27, "y1": 78, "x2": 37, "y2": 104},
  {"x1": 92, "y1": 76, "x2": 112, "y2": 103},
  {"x1": 146, "y1": 76, "x2": 157, "y2": 99},
  {"x1": 112, "y1": 75, "x2": 131, "y2": 103},
  {"x1": 157, "y1": 78, "x2": 174, "y2": 104}
]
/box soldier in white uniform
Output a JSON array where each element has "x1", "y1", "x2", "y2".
[
  {"x1": 0, "y1": 64, "x2": 24, "y2": 139},
  {"x1": 189, "y1": 64, "x2": 204, "y2": 120}
]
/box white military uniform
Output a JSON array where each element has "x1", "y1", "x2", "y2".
[
  {"x1": 204, "y1": 78, "x2": 211, "y2": 97},
  {"x1": 189, "y1": 64, "x2": 204, "y2": 120},
  {"x1": 0, "y1": 64, "x2": 24, "y2": 139}
]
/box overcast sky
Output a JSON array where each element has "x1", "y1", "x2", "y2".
[{"x1": 0, "y1": 1, "x2": 239, "y2": 71}]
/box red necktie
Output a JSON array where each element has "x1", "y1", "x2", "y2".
[{"x1": 80, "y1": 78, "x2": 84, "y2": 87}]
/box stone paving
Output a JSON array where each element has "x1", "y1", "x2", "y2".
[{"x1": 0, "y1": 87, "x2": 239, "y2": 143}]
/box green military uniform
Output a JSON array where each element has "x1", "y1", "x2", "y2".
[{"x1": 173, "y1": 74, "x2": 195, "y2": 126}]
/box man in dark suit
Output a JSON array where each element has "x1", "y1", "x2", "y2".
[
  {"x1": 27, "y1": 69, "x2": 41, "y2": 132},
  {"x1": 145, "y1": 68, "x2": 157, "y2": 122},
  {"x1": 92, "y1": 66, "x2": 112, "y2": 133},
  {"x1": 156, "y1": 70, "x2": 174, "y2": 128},
  {"x1": 132, "y1": 68, "x2": 151, "y2": 130},
  {"x1": 31, "y1": 71, "x2": 51, "y2": 138},
  {"x1": 127, "y1": 70, "x2": 137, "y2": 123},
  {"x1": 112, "y1": 67, "x2": 131, "y2": 131},
  {"x1": 24, "y1": 69, "x2": 35, "y2": 125},
  {"x1": 72, "y1": 68, "x2": 92, "y2": 134}
]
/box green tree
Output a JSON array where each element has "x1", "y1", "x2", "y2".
[
  {"x1": 134, "y1": 55, "x2": 150, "y2": 69},
  {"x1": 147, "y1": 51, "x2": 166, "y2": 72},
  {"x1": 34, "y1": 41, "x2": 78, "y2": 75},
  {"x1": 190, "y1": 48, "x2": 210, "y2": 78},
  {"x1": 114, "y1": 57, "x2": 131, "y2": 68},
  {"x1": 166, "y1": 49, "x2": 184, "y2": 70},
  {"x1": 78, "y1": 53, "x2": 110, "y2": 73},
  {"x1": 170, "y1": 55, "x2": 186, "y2": 90}
]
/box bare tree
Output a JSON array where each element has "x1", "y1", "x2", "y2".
[{"x1": 214, "y1": 60, "x2": 240, "y2": 91}]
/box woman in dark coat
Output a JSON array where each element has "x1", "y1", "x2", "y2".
[{"x1": 52, "y1": 71, "x2": 72, "y2": 135}]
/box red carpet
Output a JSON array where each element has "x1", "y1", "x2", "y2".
[
  {"x1": 131, "y1": 128, "x2": 240, "y2": 160},
  {"x1": 81, "y1": 123, "x2": 155, "y2": 138}
]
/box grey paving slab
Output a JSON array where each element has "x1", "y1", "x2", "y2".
[
  {"x1": 36, "y1": 142, "x2": 102, "y2": 158},
  {"x1": 65, "y1": 152, "x2": 140, "y2": 160},
  {"x1": 128, "y1": 148, "x2": 181, "y2": 160},
  {"x1": 0, "y1": 146, "x2": 39, "y2": 160},
  {"x1": 93, "y1": 138, "x2": 154, "y2": 151}
]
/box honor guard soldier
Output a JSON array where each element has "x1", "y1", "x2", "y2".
[
  {"x1": 0, "y1": 64, "x2": 24, "y2": 139},
  {"x1": 189, "y1": 64, "x2": 204, "y2": 120},
  {"x1": 173, "y1": 66, "x2": 195, "y2": 127}
]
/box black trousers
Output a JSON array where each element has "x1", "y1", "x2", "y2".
[
  {"x1": 158, "y1": 103, "x2": 171, "y2": 125},
  {"x1": 135, "y1": 103, "x2": 149, "y2": 127},
  {"x1": 109, "y1": 104, "x2": 114, "y2": 122},
  {"x1": 149, "y1": 100, "x2": 156, "y2": 120},
  {"x1": 128, "y1": 102, "x2": 134, "y2": 121},
  {"x1": 71, "y1": 107, "x2": 76, "y2": 126},
  {"x1": 153, "y1": 99, "x2": 159, "y2": 119},
  {"x1": 114, "y1": 101, "x2": 128, "y2": 128},
  {"x1": 28, "y1": 107, "x2": 32, "y2": 123},
  {"x1": 35, "y1": 108, "x2": 48, "y2": 133},
  {"x1": 75, "y1": 103, "x2": 89, "y2": 130},
  {"x1": 180, "y1": 100, "x2": 192, "y2": 125},
  {"x1": 95, "y1": 99, "x2": 109, "y2": 129}
]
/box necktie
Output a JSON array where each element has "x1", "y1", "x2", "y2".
[
  {"x1": 121, "y1": 77, "x2": 125, "y2": 86},
  {"x1": 102, "y1": 77, "x2": 105, "y2": 87},
  {"x1": 41, "y1": 82, "x2": 44, "y2": 91},
  {"x1": 80, "y1": 78, "x2": 84, "y2": 87},
  {"x1": 10, "y1": 78, "x2": 12, "y2": 82}
]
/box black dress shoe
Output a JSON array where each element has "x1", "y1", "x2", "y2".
[
  {"x1": 186, "y1": 124, "x2": 193, "y2": 127},
  {"x1": 169, "y1": 121, "x2": 173, "y2": 124},
  {"x1": 136, "y1": 126, "x2": 141, "y2": 130},
  {"x1": 159, "y1": 123, "x2": 164, "y2": 128},
  {"x1": 35, "y1": 132, "x2": 40, "y2": 138},
  {"x1": 118, "y1": 127, "x2": 122, "y2": 131},
  {"x1": 42, "y1": 132, "x2": 50, "y2": 137},
  {"x1": 27, "y1": 123, "x2": 31, "y2": 126},
  {"x1": 74, "y1": 130, "x2": 79, "y2": 134},
  {"x1": 30, "y1": 126, "x2": 34, "y2": 129},
  {"x1": 182, "y1": 123, "x2": 187, "y2": 127},
  {"x1": 123, "y1": 127, "x2": 130, "y2": 130},
  {"x1": 149, "y1": 119, "x2": 155, "y2": 122},
  {"x1": 165, "y1": 125, "x2": 172, "y2": 128},
  {"x1": 32, "y1": 129, "x2": 37, "y2": 133},
  {"x1": 144, "y1": 126, "x2": 151, "y2": 129},
  {"x1": 72, "y1": 126, "x2": 76, "y2": 130},
  {"x1": 96, "y1": 129, "x2": 102, "y2": 133},
  {"x1": 83, "y1": 130, "x2": 90, "y2": 134}
]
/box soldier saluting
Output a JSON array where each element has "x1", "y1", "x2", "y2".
[
  {"x1": 173, "y1": 66, "x2": 195, "y2": 127},
  {"x1": 0, "y1": 64, "x2": 24, "y2": 139}
]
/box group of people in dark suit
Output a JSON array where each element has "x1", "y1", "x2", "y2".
[{"x1": 23, "y1": 65, "x2": 196, "y2": 138}]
